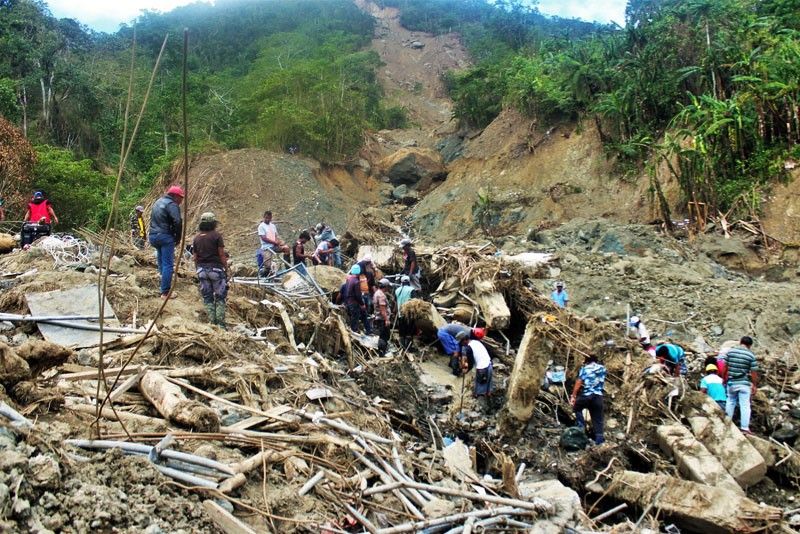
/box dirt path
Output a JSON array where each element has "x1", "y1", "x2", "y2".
[{"x1": 354, "y1": 0, "x2": 470, "y2": 143}]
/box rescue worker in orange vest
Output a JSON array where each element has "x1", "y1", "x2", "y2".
[{"x1": 21, "y1": 191, "x2": 58, "y2": 246}]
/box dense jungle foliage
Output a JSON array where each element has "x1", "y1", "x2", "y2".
[
  {"x1": 1, "y1": 0, "x2": 799, "y2": 227},
  {"x1": 0, "y1": 0, "x2": 397, "y2": 226},
  {"x1": 393, "y1": 0, "x2": 800, "y2": 213}
]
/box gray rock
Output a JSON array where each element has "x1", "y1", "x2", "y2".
[
  {"x1": 10, "y1": 332, "x2": 28, "y2": 345},
  {"x1": 392, "y1": 184, "x2": 409, "y2": 199},
  {"x1": 0, "y1": 321, "x2": 14, "y2": 332},
  {"x1": 711, "y1": 325, "x2": 724, "y2": 336},
  {"x1": 409, "y1": 41, "x2": 424, "y2": 49}
]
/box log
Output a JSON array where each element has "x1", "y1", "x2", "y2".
[
  {"x1": 202, "y1": 500, "x2": 257, "y2": 534},
  {"x1": 473, "y1": 280, "x2": 510, "y2": 329},
  {"x1": 502, "y1": 319, "x2": 548, "y2": 425},
  {"x1": 140, "y1": 371, "x2": 220, "y2": 432},
  {"x1": 0, "y1": 233, "x2": 16, "y2": 253},
  {"x1": 655, "y1": 425, "x2": 742, "y2": 495},
  {"x1": 607, "y1": 470, "x2": 783, "y2": 534},
  {"x1": 107, "y1": 365, "x2": 147, "y2": 403},
  {"x1": 66, "y1": 399, "x2": 169, "y2": 427}
]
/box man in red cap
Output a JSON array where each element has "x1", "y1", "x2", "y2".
[{"x1": 148, "y1": 185, "x2": 184, "y2": 299}]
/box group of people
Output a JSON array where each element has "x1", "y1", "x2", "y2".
[{"x1": 631, "y1": 315, "x2": 759, "y2": 434}]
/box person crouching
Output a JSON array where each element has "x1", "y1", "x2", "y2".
[
  {"x1": 192, "y1": 212, "x2": 229, "y2": 328},
  {"x1": 456, "y1": 330, "x2": 493, "y2": 400}
]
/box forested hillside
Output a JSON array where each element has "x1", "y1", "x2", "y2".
[
  {"x1": 1, "y1": 0, "x2": 799, "y2": 228},
  {"x1": 399, "y1": 0, "x2": 800, "y2": 215},
  {"x1": 0, "y1": 0, "x2": 398, "y2": 226}
]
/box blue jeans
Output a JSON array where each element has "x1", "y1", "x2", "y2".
[
  {"x1": 149, "y1": 233, "x2": 175, "y2": 295},
  {"x1": 726, "y1": 383, "x2": 752, "y2": 431}
]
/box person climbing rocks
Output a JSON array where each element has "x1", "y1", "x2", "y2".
[
  {"x1": 312, "y1": 237, "x2": 339, "y2": 266},
  {"x1": 723, "y1": 336, "x2": 759, "y2": 434},
  {"x1": 655, "y1": 342, "x2": 687, "y2": 376},
  {"x1": 373, "y1": 278, "x2": 392, "y2": 356},
  {"x1": 456, "y1": 330, "x2": 493, "y2": 400},
  {"x1": 340, "y1": 264, "x2": 370, "y2": 334},
  {"x1": 571, "y1": 352, "x2": 606, "y2": 445},
  {"x1": 315, "y1": 222, "x2": 341, "y2": 267},
  {"x1": 629, "y1": 315, "x2": 654, "y2": 355},
  {"x1": 148, "y1": 185, "x2": 184, "y2": 299},
  {"x1": 293, "y1": 230, "x2": 311, "y2": 265},
  {"x1": 257, "y1": 210, "x2": 290, "y2": 276},
  {"x1": 551, "y1": 281, "x2": 569, "y2": 309},
  {"x1": 192, "y1": 212, "x2": 229, "y2": 328},
  {"x1": 700, "y1": 364, "x2": 727, "y2": 411},
  {"x1": 395, "y1": 274, "x2": 416, "y2": 351},
  {"x1": 399, "y1": 238, "x2": 421, "y2": 290},
  {"x1": 437, "y1": 323, "x2": 486, "y2": 376},
  {"x1": 130, "y1": 205, "x2": 146, "y2": 249},
  {"x1": 21, "y1": 191, "x2": 58, "y2": 246}
]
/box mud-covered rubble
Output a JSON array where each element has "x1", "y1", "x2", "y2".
[{"x1": 0, "y1": 221, "x2": 799, "y2": 533}]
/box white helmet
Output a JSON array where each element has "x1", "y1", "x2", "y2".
[
  {"x1": 630, "y1": 316, "x2": 640, "y2": 326},
  {"x1": 401, "y1": 275, "x2": 410, "y2": 284}
]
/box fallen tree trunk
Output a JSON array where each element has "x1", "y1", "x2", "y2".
[
  {"x1": 607, "y1": 470, "x2": 783, "y2": 534},
  {"x1": 473, "y1": 280, "x2": 510, "y2": 330},
  {"x1": 501, "y1": 319, "x2": 547, "y2": 427},
  {"x1": 139, "y1": 371, "x2": 219, "y2": 432}
]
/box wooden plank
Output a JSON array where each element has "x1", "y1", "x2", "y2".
[
  {"x1": 56, "y1": 365, "x2": 143, "y2": 382},
  {"x1": 108, "y1": 366, "x2": 147, "y2": 403},
  {"x1": 202, "y1": 500, "x2": 257, "y2": 534},
  {"x1": 226, "y1": 406, "x2": 293, "y2": 430}
]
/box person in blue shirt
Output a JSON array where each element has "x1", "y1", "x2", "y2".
[
  {"x1": 551, "y1": 281, "x2": 569, "y2": 308},
  {"x1": 699, "y1": 364, "x2": 727, "y2": 411},
  {"x1": 655, "y1": 342, "x2": 687, "y2": 376},
  {"x1": 570, "y1": 353, "x2": 606, "y2": 445}
]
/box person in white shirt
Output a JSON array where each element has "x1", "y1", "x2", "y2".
[
  {"x1": 257, "y1": 210, "x2": 290, "y2": 274},
  {"x1": 456, "y1": 331, "x2": 492, "y2": 398},
  {"x1": 629, "y1": 316, "x2": 654, "y2": 356}
]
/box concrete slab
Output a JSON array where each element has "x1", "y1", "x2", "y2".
[
  {"x1": 656, "y1": 424, "x2": 743, "y2": 495},
  {"x1": 684, "y1": 392, "x2": 767, "y2": 487},
  {"x1": 25, "y1": 284, "x2": 123, "y2": 348},
  {"x1": 609, "y1": 470, "x2": 783, "y2": 534}
]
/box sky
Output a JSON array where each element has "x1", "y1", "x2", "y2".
[{"x1": 47, "y1": 0, "x2": 628, "y2": 34}]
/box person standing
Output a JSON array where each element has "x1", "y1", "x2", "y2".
[
  {"x1": 293, "y1": 231, "x2": 311, "y2": 265},
  {"x1": 457, "y1": 330, "x2": 493, "y2": 399},
  {"x1": 130, "y1": 205, "x2": 146, "y2": 249},
  {"x1": 395, "y1": 275, "x2": 416, "y2": 351},
  {"x1": 700, "y1": 364, "x2": 727, "y2": 411},
  {"x1": 192, "y1": 212, "x2": 229, "y2": 328},
  {"x1": 148, "y1": 185, "x2": 184, "y2": 299},
  {"x1": 399, "y1": 238, "x2": 421, "y2": 290},
  {"x1": 373, "y1": 278, "x2": 392, "y2": 355},
  {"x1": 724, "y1": 336, "x2": 759, "y2": 434},
  {"x1": 341, "y1": 265, "x2": 370, "y2": 334},
  {"x1": 257, "y1": 211, "x2": 290, "y2": 275},
  {"x1": 551, "y1": 281, "x2": 569, "y2": 308},
  {"x1": 570, "y1": 353, "x2": 606, "y2": 445}
]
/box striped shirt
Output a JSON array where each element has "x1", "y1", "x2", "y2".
[{"x1": 724, "y1": 346, "x2": 757, "y2": 385}]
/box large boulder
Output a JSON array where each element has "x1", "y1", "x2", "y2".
[{"x1": 377, "y1": 148, "x2": 447, "y2": 187}]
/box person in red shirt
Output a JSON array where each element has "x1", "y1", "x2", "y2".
[
  {"x1": 24, "y1": 191, "x2": 58, "y2": 225},
  {"x1": 21, "y1": 191, "x2": 58, "y2": 246}
]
